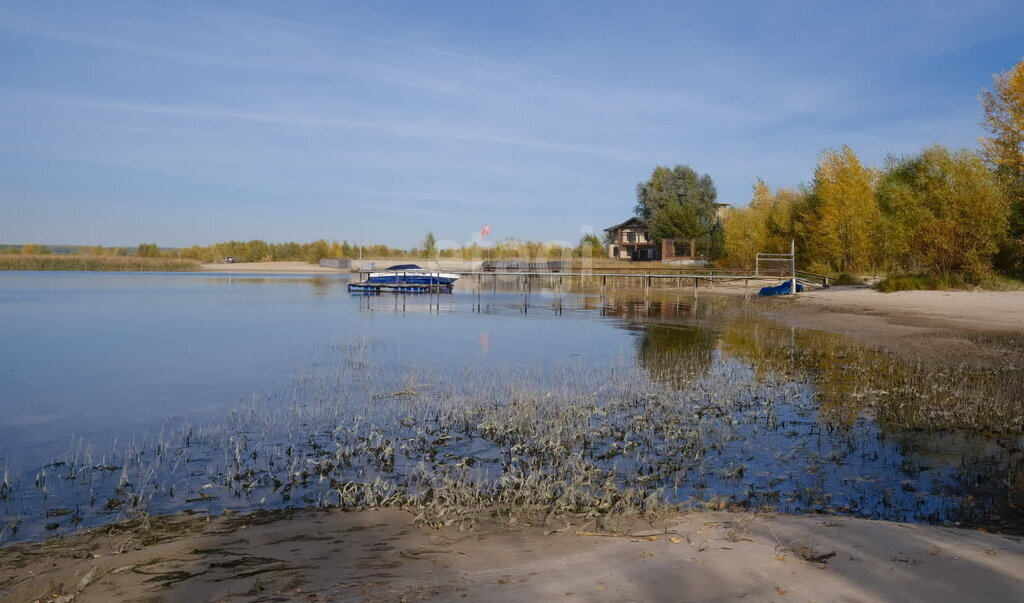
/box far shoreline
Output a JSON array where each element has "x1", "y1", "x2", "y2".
[{"x1": 199, "y1": 260, "x2": 345, "y2": 274}]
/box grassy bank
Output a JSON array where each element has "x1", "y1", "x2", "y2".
[
  {"x1": 0, "y1": 255, "x2": 201, "y2": 272},
  {"x1": 876, "y1": 273, "x2": 1024, "y2": 292}
]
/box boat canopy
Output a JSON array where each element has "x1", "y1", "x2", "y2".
[{"x1": 384, "y1": 264, "x2": 422, "y2": 271}]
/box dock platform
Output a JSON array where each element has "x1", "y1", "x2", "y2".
[{"x1": 347, "y1": 281, "x2": 453, "y2": 294}]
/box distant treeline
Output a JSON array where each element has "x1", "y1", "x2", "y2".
[
  {"x1": 178, "y1": 240, "x2": 406, "y2": 263},
  {"x1": 0, "y1": 255, "x2": 200, "y2": 271},
  {"x1": 177, "y1": 236, "x2": 605, "y2": 263},
  {"x1": 1, "y1": 235, "x2": 606, "y2": 265}
]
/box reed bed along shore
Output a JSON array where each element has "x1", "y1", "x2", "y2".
[
  {"x1": 2, "y1": 331, "x2": 1022, "y2": 545},
  {"x1": 0, "y1": 255, "x2": 201, "y2": 271}
]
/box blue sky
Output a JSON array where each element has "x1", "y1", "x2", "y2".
[{"x1": 1, "y1": 1, "x2": 1022, "y2": 248}]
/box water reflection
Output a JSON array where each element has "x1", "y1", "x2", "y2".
[{"x1": 597, "y1": 291, "x2": 1024, "y2": 534}]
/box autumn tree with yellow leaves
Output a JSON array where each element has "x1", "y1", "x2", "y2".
[
  {"x1": 722, "y1": 179, "x2": 808, "y2": 269},
  {"x1": 878, "y1": 145, "x2": 1008, "y2": 279},
  {"x1": 805, "y1": 146, "x2": 880, "y2": 274},
  {"x1": 980, "y1": 57, "x2": 1024, "y2": 274}
]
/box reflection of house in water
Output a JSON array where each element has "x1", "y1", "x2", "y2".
[
  {"x1": 599, "y1": 295, "x2": 695, "y2": 321},
  {"x1": 598, "y1": 295, "x2": 714, "y2": 389}
]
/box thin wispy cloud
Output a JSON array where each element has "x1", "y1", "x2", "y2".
[
  {"x1": 1, "y1": 0, "x2": 1021, "y2": 246},
  {"x1": 4, "y1": 90, "x2": 638, "y2": 160}
]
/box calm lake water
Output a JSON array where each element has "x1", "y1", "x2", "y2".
[
  {"x1": 1, "y1": 271, "x2": 1021, "y2": 542},
  {"x1": 0, "y1": 272, "x2": 635, "y2": 464}
]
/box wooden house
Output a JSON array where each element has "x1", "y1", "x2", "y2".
[
  {"x1": 604, "y1": 217, "x2": 658, "y2": 260},
  {"x1": 604, "y1": 215, "x2": 712, "y2": 263}
]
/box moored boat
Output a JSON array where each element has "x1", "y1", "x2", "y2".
[{"x1": 365, "y1": 264, "x2": 461, "y2": 287}]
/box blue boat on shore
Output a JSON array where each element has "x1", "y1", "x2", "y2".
[{"x1": 758, "y1": 280, "x2": 804, "y2": 296}]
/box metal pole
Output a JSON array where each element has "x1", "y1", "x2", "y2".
[{"x1": 790, "y1": 239, "x2": 796, "y2": 295}]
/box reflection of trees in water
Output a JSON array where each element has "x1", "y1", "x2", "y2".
[
  {"x1": 635, "y1": 323, "x2": 715, "y2": 389},
  {"x1": 200, "y1": 275, "x2": 340, "y2": 298},
  {"x1": 596, "y1": 291, "x2": 750, "y2": 325},
  {"x1": 719, "y1": 321, "x2": 1024, "y2": 434},
  {"x1": 882, "y1": 429, "x2": 1024, "y2": 533},
  {"x1": 593, "y1": 291, "x2": 1024, "y2": 531},
  {"x1": 718, "y1": 319, "x2": 1024, "y2": 532},
  {"x1": 597, "y1": 295, "x2": 716, "y2": 389},
  {"x1": 307, "y1": 277, "x2": 332, "y2": 297}
]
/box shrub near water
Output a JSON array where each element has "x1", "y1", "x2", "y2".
[
  {"x1": 875, "y1": 273, "x2": 969, "y2": 292},
  {"x1": 0, "y1": 255, "x2": 200, "y2": 272}
]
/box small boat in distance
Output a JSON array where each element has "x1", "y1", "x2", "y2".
[{"x1": 366, "y1": 264, "x2": 461, "y2": 287}]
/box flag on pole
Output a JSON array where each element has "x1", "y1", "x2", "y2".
[{"x1": 481, "y1": 224, "x2": 491, "y2": 238}]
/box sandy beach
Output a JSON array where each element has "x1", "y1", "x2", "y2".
[
  {"x1": 3, "y1": 508, "x2": 1023, "y2": 602},
  {"x1": 763, "y1": 286, "x2": 1024, "y2": 365},
  {"x1": 790, "y1": 287, "x2": 1024, "y2": 333}
]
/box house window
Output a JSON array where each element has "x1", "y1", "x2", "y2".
[{"x1": 627, "y1": 231, "x2": 636, "y2": 243}]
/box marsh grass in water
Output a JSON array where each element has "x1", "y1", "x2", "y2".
[
  {"x1": 2, "y1": 331, "x2": 1023, "y2": 544},
  {"x1": 0, "y1": 255, "x2": 200, "y2": 272}
]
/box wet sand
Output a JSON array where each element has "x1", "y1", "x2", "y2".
[
  {"x1": 790, "y1": 287, "x2": 1024, "y2": 333},
  {"x1": 3, "y1": 508, "x2": 1023, "y2": 602},
  {"x1": 764, "y1": 287, "x2": 1024, "y2": 365}
]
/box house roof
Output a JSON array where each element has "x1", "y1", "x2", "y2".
[{"x1": 603, "y1": 216, "x2": 648, "y2": 232}]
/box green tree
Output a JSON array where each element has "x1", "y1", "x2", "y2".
[
  {"x1": 635, "y1": 164, "x2": 721, "y2": 257},
  {"x1": 806, "y1": 146, "x2": 879, "y2": 273},
  {"x1": 20, "y1": 243, "x2": 42, "y2": 255},
  {"x1": 575, "y1": 233, "x2": 605, "y2": 258},
  {"x1": 244, "y1": 240, "x2": 270, "y2": 262},
  {"x1": 649, "y1": 203, "x2": 701, "y2": 241},
  {"x1": 422, "y1": 231, "x2": 438, "y2": 259},
  {"x1": 980, "y1": 58, "x2": 1024, "y2": 274},
  {"x1": 137, "y1": 243, "x2": 160, "y2": 257},
  {"x1": 328, "y1": 241, "x2": 343, "y2": 259},
  {"x1": 877, "y1": 145, "x2": 1009, "y2": 279},
  {"x1": 305, "y1": 239, "x2": 330, "y2": 263}
]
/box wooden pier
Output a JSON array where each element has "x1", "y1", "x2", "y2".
[{"x1": 352, "y1": 268, "x2": 829, "y2": 294}]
